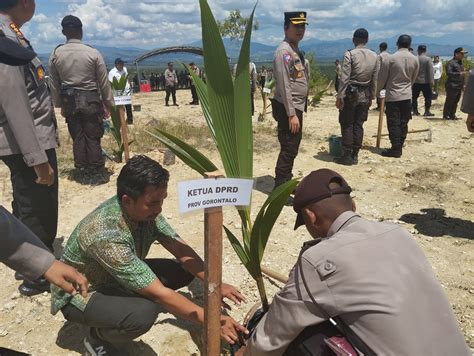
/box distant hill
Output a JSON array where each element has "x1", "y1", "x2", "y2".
[{"x1": 39, "y1": 35, "x2": 473, "y2": 67}]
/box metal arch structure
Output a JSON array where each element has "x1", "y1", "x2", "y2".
[{"x1": 133, "y1": 46, "x2": 204, "y2": 91}]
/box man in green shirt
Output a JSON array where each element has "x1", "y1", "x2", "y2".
[{"x1": 51, "y1": 155, "x2": 247, "y2": 355}]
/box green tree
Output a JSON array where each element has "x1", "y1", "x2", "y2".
[{"x1": 217, "y1": 9, "x2": 259, "y2": 41}]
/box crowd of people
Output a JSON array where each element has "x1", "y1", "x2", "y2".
[{"x1": 0, "y1": 0, "x2": 472, "y2": 355}]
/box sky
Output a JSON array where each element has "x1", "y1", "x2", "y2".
[{"x1": 21, "y1": 0, "x2": 474, "y2": 53}]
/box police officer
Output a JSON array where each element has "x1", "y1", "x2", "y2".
[
  {"x1": 412, "y1": 45, "x2": 434, "y2": 117},
  {"x1": 49, "y1": 15, "x2": 114, "y2": 181},
  {"x1": 0, "y1": 0, "x2": 59, "y2": 296},
  {"x1": 375, "y1": 42, "x2": 389, "y2": 111},
  {"x1": 443, "y1": 47, "x2": 468, "y2": 120},
  {"x1": 188, "y1": 62, "x2": 201, "y2": 105},
  {"x1": 164, "y1": 62, "x2": 178, "y2": 106},
  {"x1": 272, "y1": 12, "x2": 309, "y2": 190},
  {"x1": 243, "y1": 169, "x2": 470, "y2": 355},
  {"x1": 378, "y1": 35, "x2": 419, "y2": 158},
  {"x1": 335, "y1": 28, "x2": 378, "y2": 165}
]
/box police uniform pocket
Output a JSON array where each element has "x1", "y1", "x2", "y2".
[{"x1": 316, "y1": 260, "x2": 337, "y2": 279}]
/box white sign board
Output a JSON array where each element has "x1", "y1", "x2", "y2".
[
  {"x1": 379, "y1": 89, "x2": 386, "y2": 99},
  {"x1": 114, "y1": 95, "x2": 132, "y2": 106},
  {"x1": 263, "y1": 87, "x2": 272, "y2": 94},
  {"x1": 178, "y1": 178, "x2": 253, "y2": 214}
]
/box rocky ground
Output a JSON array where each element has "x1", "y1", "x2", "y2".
[{"x1": 0, "y1": 90, "x2": 472, "y2": 355}]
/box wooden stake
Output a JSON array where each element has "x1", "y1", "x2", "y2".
[
  {"x1": 376, "y1": 98, "x2": 385, "y2": 148},
  {"x1": 372, "y1": 128, "x2": 431, "y2": 138},
  {"x1": 118, "y1": 106, "x2": 130, "y2": 162},
  {"x1": 203, "y1": 171, "x2": 224, "y2": 356},
  {"x1": 261, "y1": 266, "x2": 288, "y2": 284}
]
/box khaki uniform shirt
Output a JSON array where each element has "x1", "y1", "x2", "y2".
[
  {"x1": 48, "y1": 39, "x2": 114, "y2": 108},
  {"x1": 246, "y1": 211, "x2": 469, "y2": 356},
  {"x1": 415, "y1": 54, "x2": 434, "y2": 85},
  {"x1": 337, "y1": 45, "x2": 378, "y2": 102},
  {"x1": 164, "y1": 68, "x2": 178, "y2": 88},
  {"x1": 1, "y1": 206, "x2": 55, "y2": 281},
  {"x1": 376, "y1": 51, "x2": 390, "y2": 96},
  {"x1": 378, "y1": 48, "x2": 419, "y2": 102},
  {"x1": 0, "y1": 15, "x2": 57, "y2": 166},
  {"x1": 273, "y1": 39, "x2": 309, "y2": 117}
]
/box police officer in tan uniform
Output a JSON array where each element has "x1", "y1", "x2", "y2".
[
  {"x1": 242, "y1": 169, "x2": 470, "y2": 356},
  {"x1": 0, "y1": 0, "x2": 59, "y2": 296},
  {"x1": 335, "y1": 28, "x2": 378, "y2": 165},
  {"x1": 49, "y1": 15, "x2": 114, "y2": 180},
  {"x1": 272, "y1": 11, "x2": 309, "y2": 191}
]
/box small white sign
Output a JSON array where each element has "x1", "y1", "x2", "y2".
[
  {"x1": 114, "y1": 95, "x2": 132, "y2": 106},
  {"x1": 263, "y1": 87, "x2": 272, "y2": 94},
  {"x1": 178, "y1": 178, "x2": 253, "y2": 214},
  {"x1": 379, "y1": 89, "x2": 386, "y2": 99}
]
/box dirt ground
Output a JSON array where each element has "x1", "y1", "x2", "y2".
[{"x1": 1, "y1": 89, "x2": 473, "y2": 355}]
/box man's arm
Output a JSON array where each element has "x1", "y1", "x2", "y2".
[
  {"x1": 273, "y1": 50, "x2": 296, "y2": 117},
  {"x1": 411, "y1": 58, "x2": 420, "y2": 85},
  {"x1": 0, "y1": 64, "x2": 48, "y2": 167},
  {"x1": 245, "y1": 257, "x2": 332, "y2": 355},
  {"x1": 427, "y1": 58, "x2": 434, "y2": 86},
  {"x1": 48, "y1": 52, "x2": 62, "y2": 108},
  {"x1": 336, "y1": 51, "x2": 352, "y2": 100},
  {"x1": 96, "y1": 53, "x2": 114, "y2": 110}
]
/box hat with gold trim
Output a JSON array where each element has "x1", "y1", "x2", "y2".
[{"x1": 284, "y1": 12, "x2": 308, "y2": 26}]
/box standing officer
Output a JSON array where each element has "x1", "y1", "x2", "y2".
[
  {"x1": 335, "y1": 28, "x2": 378, "y2": 165},
  {"x1": 412, "y1": 45, "x2": 434, "y2": 117},
  {"x1": 378, "y1": 35, "x2": 419, "y2": 158},
  {"x1": 272, "y1": 11, "x2": 309, "y2": 190},
  {"x1": 188, "y1": 62, "x2": 201, "y2": 105},
  {"x1": 49, "y1": 15, "x2": 114, "y2": 181},
  {"x1": 0, "y1": 0, "x2": 59, "y2": 296},
  {"x1": 443, "y1": 47, "x2": 468, "y2": 120},
  {"x1": 164, "y1": 62, "x2": 178, "y2": 106},
  {"x1": 375, "y1": 42, "x2": 389, "y2": 111}
]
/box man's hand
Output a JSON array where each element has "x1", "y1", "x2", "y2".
[
  {"x1": 467, "y1": 114, "x2": 474, "y2": 132},
  {"x1": 288, "y1": 115, "x2": 300, "y2": 134},
  {"x1": 44, "y1": 261, "x2": 89, "y2": 298},
  {"x1": 33, "y1": 162, "x2": 55, "y2": 186},
  {"x1": 220, "y1": 315, "x2": 249, "y2": 345},
  {"x1": 221, "y1": 283, "x2": 246, "y2": 310},
  {"x1": 368, "y1": 99, "x2": 373, "y2": 109},
  {"x1": 336, "y1": 97, "x2": 344, "y2": 110}
]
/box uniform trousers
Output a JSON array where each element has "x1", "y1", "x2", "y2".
[
  {"x1": 125, "y1": 104, "x2": 133, "y2": 121},
  {"x1": 443, "y1": 86, "x2": 463, "y2": 119},
  {"x1": 338, "y1": 98, "x2": 370, "y2": 152},
  {"x1": 386, "y1": 100, "x2": 412, "y2": 151},
  {"x1": 412, "y1": 83, "x2": 432, "y2": 113},
  {"x1": 272, "y1": 99, "x2": 303, "y2": 188},
  {"x1": 165, "y1": 86, "x2": 177, "y2": 105},
  {"x1": 61, "y1": 259, "x2": 194, "y2": 344},
  {"x1": 0, "y1": 149, "x2": 58, "y2": 251},
  {"x1": 66, "y1": 114, "x2": 104, "y2": 169},
  {"x1": 190, "y1": 84, "x2": 199, "y2": 104}
]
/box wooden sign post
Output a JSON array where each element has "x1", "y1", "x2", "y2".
[
  {"x1": 376, "y1": 96, "x2": 386, "y2": 148},
  {"x1": 118, "y1": 106, "x2": 130, "y2": 162},
  {"x1": 177, "y1": 176, "x2": 254, "y2": 355}
]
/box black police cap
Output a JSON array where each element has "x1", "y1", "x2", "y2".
[
  {"x1": 61, "y1": 15, "x2": 82, "y2": 29},
  {"x1": 284, "y1": 12, "x2": 308, "y2": 25},
  {"x1": 0, "y1": 33, "x2": 36, "y2": 66},
  {"x1": 418, "y1": 45, "x2": 427, "y2": 52}
]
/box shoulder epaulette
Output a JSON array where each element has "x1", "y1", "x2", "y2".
[{"x1": 52, "y1": 44, "x2": 64, "y2": 56}]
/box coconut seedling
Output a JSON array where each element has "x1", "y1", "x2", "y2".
[{"x1": 147, "y1": 0, "x2": 297, "y2": 311}]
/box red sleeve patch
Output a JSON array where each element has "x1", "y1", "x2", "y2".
[{"x1": 283, "y1": 53, "x2": 291, "y2": 65}]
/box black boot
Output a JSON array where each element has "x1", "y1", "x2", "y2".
[
  {"x1": 423, "y1": 108, "x2": 434, "y2": 117},
  {"x1": 351, "y1": 149, "x2": 360, "y2": 165},
  {"x1": 334, "y1": 149, "x2": 353, "y2": 165},
  {"x1": 381, "y1": 147, "x2": 402, "y2": 158},
  {"x1": 19, "y1": 277, "x2": 50, "y2": 296}
]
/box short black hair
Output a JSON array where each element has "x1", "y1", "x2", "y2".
[
  {"x1": 379, "y1": 42, "x2": 388, "y2": 51},
  {"x1": 117, "y1": 155, "x2": 170, "y2": 201},
  {"x1": 397, "y1": 34, "x2": 412, "y2": 49},
  {"x1": 0, "y1": 0, "x2": 18, "y2": 10}
]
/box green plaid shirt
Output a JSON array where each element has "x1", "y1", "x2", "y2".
[{"x1": 51, "y1": 196, "x2": 179, "y2": 315}]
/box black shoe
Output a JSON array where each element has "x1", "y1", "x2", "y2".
[
  {"x1": 173, "y1": 103, "x2": 179, "y2": 106},
  {"x1": 381, "y1": 149, "x2": 402, "y2": 158},
  {"x1": 126, "y1": 118, "x2": 133, "y2": 125},
  {"x1": 334, "y1": 151, "x2": 353, "y2": 166},
  {"x1": 165, "y1": 103, "x2": 169, "y2": 106},
  {"x1": 19, "y1": 278, "x2": 50, "y2": 296},
  {"x1": 15, "y1": 272, "x2": 25, "y2": 280},
  {"x1": 443, "y1": 116, "x2": 450, "y2": 120},
  {"x1": 452, "y1": 115, "x2": 461, "y2": 120},
  {"x1": 84, "y1": 328, "x2": 128, "y2": 356},
  {"x1": 413, "y1": 111, "x2": 420, "y2": 116},
  {"x1": 351, "y1": 150, "x2": 359, "y2": 165},
  {"x1": 423, "y1": 112, "x2": 434, "y2": 117}
]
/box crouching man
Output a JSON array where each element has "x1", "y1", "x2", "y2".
[
  {"x1": 51, "y1": 155, "x2": 247, "y2": 355},
  {"x1": 241, "y1": 169, "x2": 469, "y2": 355}
]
